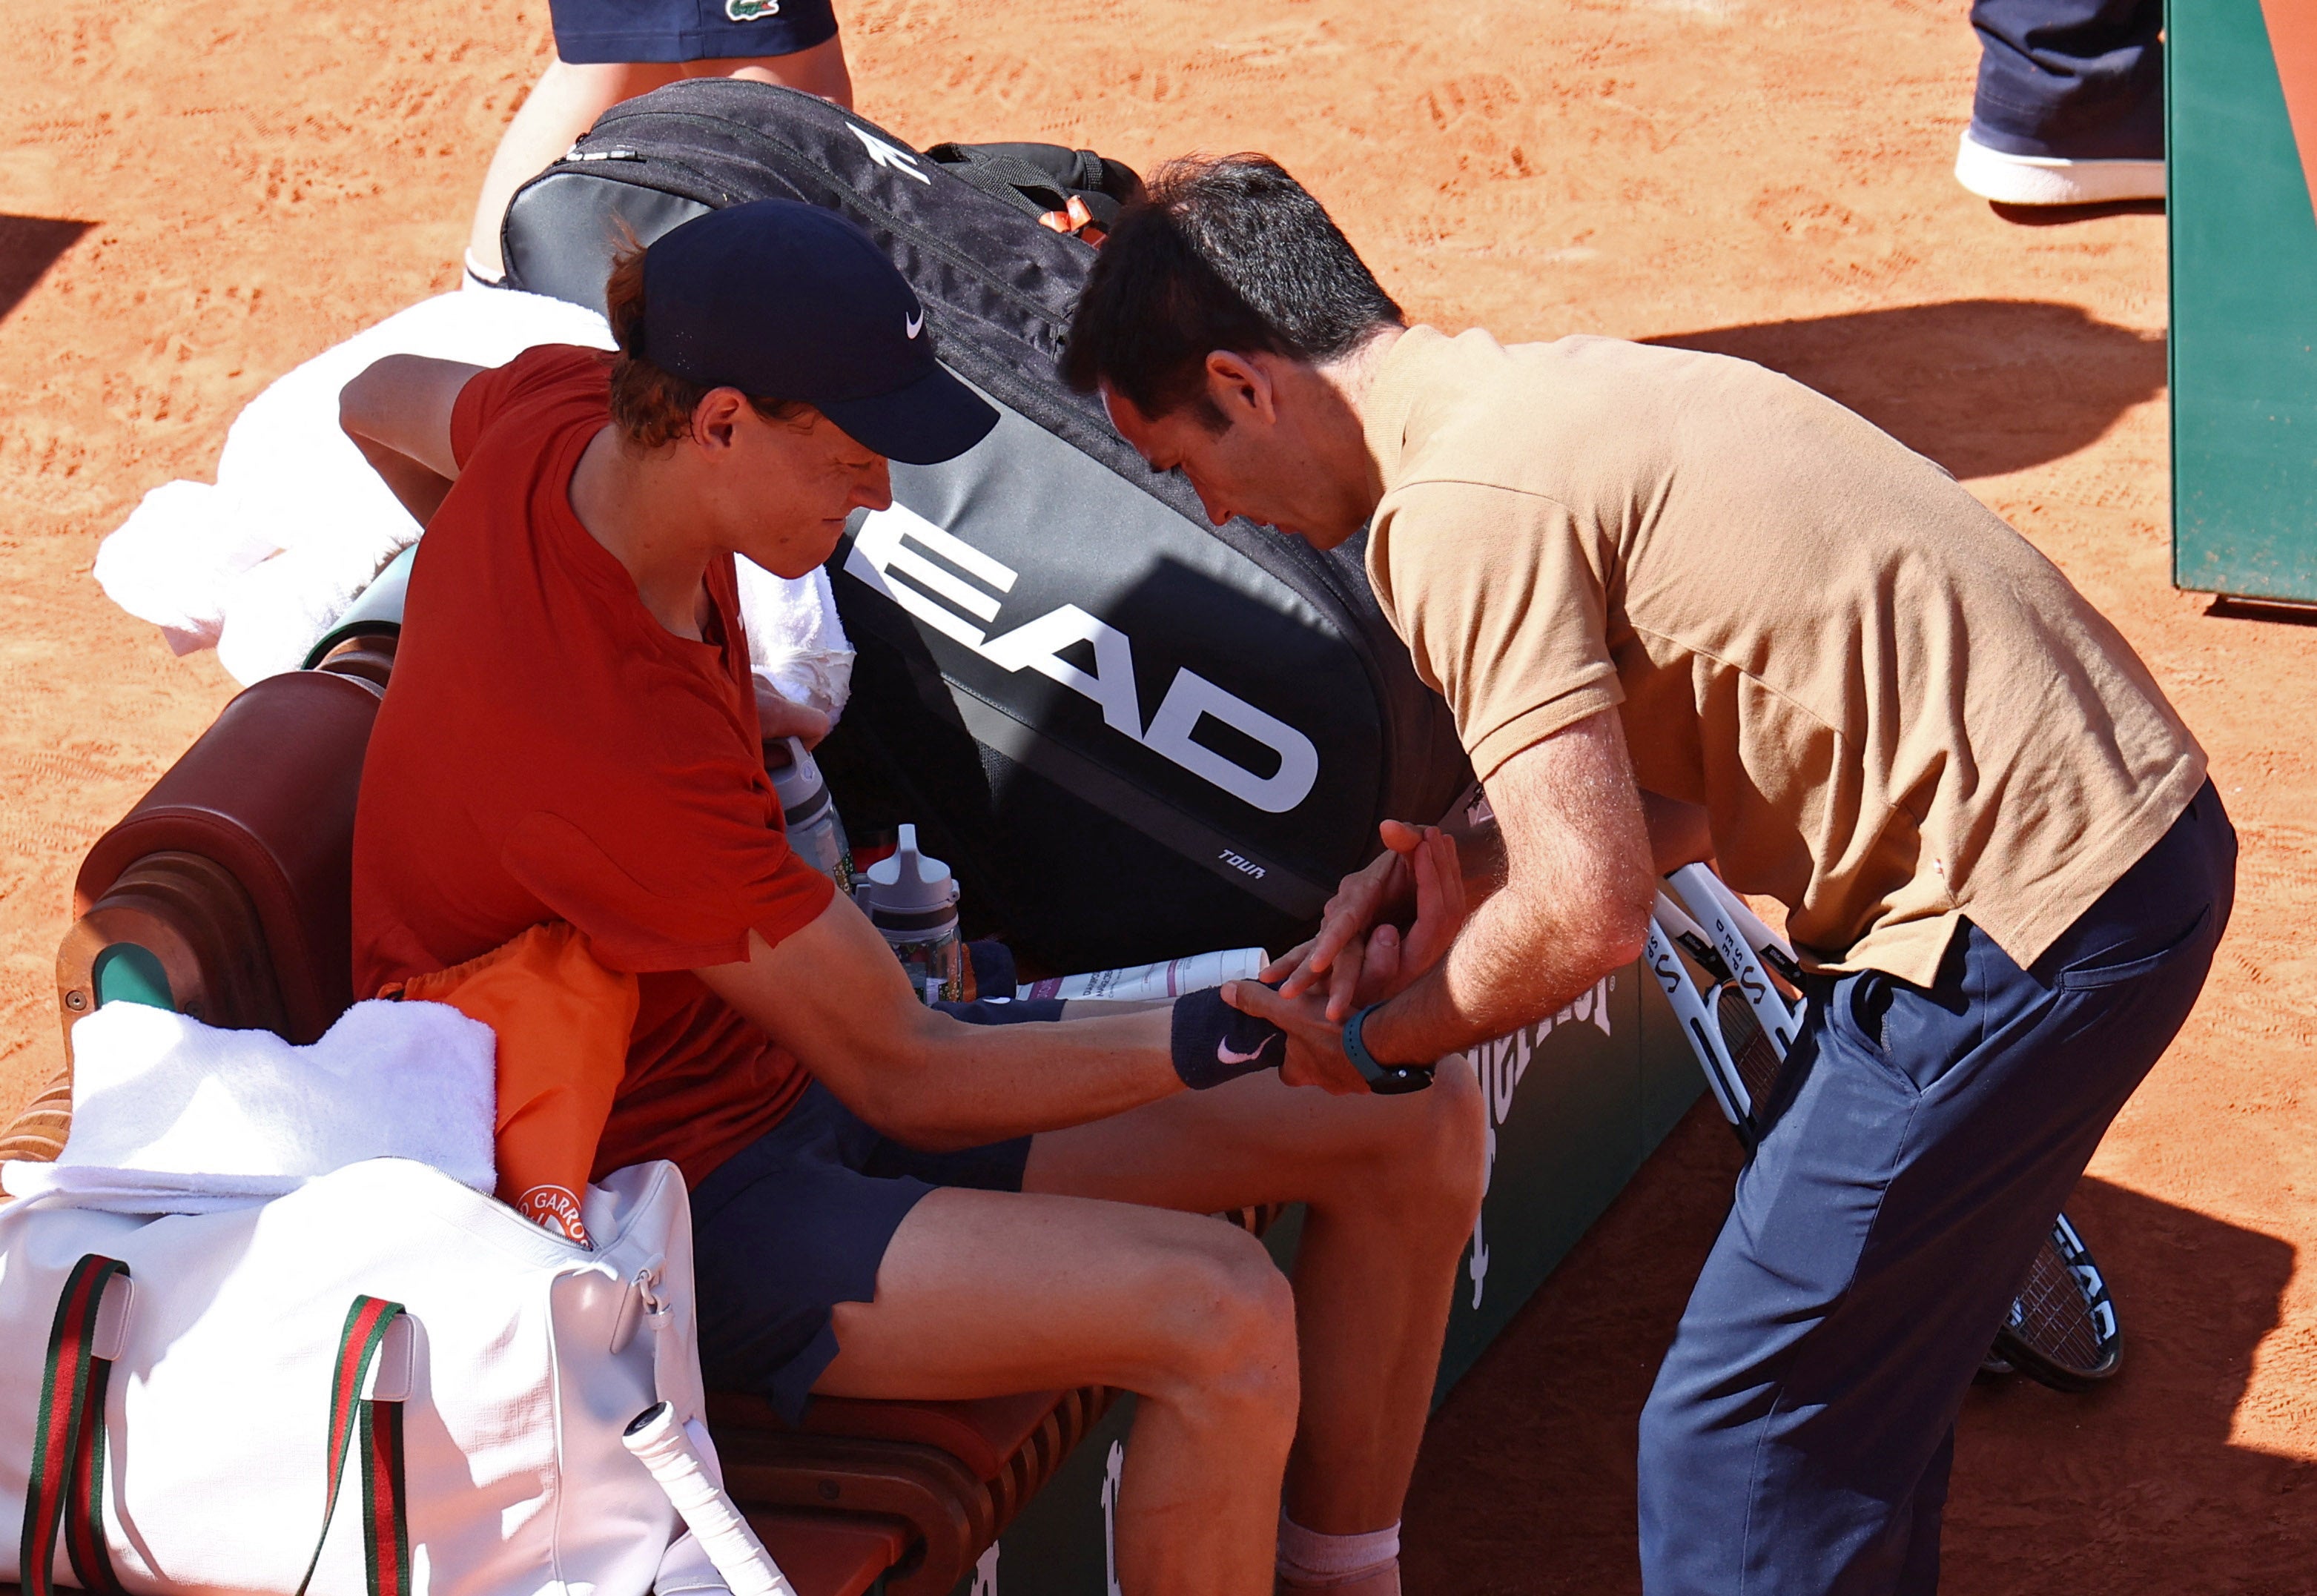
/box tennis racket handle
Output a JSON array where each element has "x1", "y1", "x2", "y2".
[{"x1": 624, "y1": 1403, "x2": 796, "y2": 1596}]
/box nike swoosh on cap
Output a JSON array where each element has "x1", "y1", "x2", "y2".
[{"x1": 905, "y1": 310, "x2": 925, "y2": 339}]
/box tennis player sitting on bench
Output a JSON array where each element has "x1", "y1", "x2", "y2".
[{"x1": 340, "y1": 199, "x2": 1481, "y2": 1596}]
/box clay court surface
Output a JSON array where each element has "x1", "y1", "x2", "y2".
[{"x1": 4, "y1": 0, "x2": 2315, "y2": 1587}]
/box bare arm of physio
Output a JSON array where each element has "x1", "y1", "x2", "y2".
[
  {"x1": 696, "y1": 893, "x2": 1190, "y2": 1150},
  {"x1": 1236, "y1": 706, "x2": 1661, "y2": 1068},
  {"x1": 1266, "y1": 750, "x2": 1713, "y2": 1017},
  {"x1": 338, "y1": 354, "x2": 486, "y2": 526}
]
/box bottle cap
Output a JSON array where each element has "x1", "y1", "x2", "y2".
[
  {"x1": 859, "y1": 824, "x2": 959, "y2": 916},
  {"x1": 765, "y1": 737, "x2": 829, "y2": 825}
]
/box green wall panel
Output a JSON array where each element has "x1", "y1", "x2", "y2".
[{"x1": 2171, "y1": 0, "x2": 2317, "y2": 600}]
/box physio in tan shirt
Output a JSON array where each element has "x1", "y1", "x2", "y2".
[
  {"x1": 1359, "y1": 322, "x2": 2205, "y2": 988},
  {"x1": 1067, "y1": 153, "x2": 2233, "y2": 1596}
]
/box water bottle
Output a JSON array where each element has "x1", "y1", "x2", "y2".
[
  {"x1": 765, "y1": 737, "x2": 853, "y2": 895},
  {"x1": 855, "y1": 824, "x2": 965, "y2": 1004}
]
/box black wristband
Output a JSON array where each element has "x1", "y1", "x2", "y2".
[{"x1": 1170, "y1": 985, "x2": 1286, "y2": 1090}]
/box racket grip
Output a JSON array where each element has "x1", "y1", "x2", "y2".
[{"x1": 624, "y1": 1403, "x2": 796, "y2": 1596}]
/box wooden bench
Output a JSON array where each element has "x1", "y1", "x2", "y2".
[{"x1": 23, "y1": 642, "x2": 1111, "y2": 1596}]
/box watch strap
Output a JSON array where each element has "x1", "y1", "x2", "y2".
[{"x1": 1341, "y1": 1003, "x2": 1436, "y2": 1096}]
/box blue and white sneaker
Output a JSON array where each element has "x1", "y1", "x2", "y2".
[{"x1": 1955, "y1": 125, "x2": 2164, "y2": 206}]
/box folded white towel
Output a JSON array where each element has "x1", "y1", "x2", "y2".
[
  {"x1": 734, "y1": 558, "x2": 855, "y2": 725},
  {"x1": 1, "y1": 999, "x2": 495, "y2": 1215}
]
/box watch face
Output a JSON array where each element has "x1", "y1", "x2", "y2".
[{"x1": 1367, "y1": 1065, "x2": 1435, "y2": 1096}]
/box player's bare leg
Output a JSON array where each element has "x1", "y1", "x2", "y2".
[
  {"x1": 463, "y1": 39, "x2": 853, "y2": 282},
  {"x1": 682, "y1": 38, "x2": 853, "y2": 106},
  {"x1": 465, "y1": 57, "x2": 679, "y2": 280},
  {"x1": 816, "y1": 1188, "x2": 1300, "y2": 1595},
  {"x1": 1023, "y1": 1059, "x2": 1487, "y2": 1537}
]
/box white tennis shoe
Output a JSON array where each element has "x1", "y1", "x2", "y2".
[{"x1": 1954, "y1": 128, "x2": 2165, "y2": 206}]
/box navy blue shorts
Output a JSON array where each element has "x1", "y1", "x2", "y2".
[
  {"x1": 688, "y1": 999, "x2": 1058, "y2": 1423},
  {"x1": 551, "y1": 0, "x2": 838, "y2": 66}
]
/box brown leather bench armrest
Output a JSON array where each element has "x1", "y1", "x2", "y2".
[
  {"x1": 750, "y1": 1508, "x2": 911, "y2": 1596},
  {"x1": 73, "y1": 670, "x2": 380, "y2": 1043},
  {"x1": 56, "y1": 852, "x2": 289, "y2": 1058},
  {"x1": 716, "y1": 1428, "x2": 988, "y2": 1596}
]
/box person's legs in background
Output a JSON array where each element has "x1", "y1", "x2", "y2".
[
  {"x1": 1956, "y1": 0, "x2": 2166, "y2": 205},
  {"x1": 464, "y1": 0, "x2": 853, "y2": 285},
  {"x1": 1638, "y1": 786, "x2": 2233, "y2": 1596},
  {"x1": 464, "y1": 58, "x2": 678, "y2": 285}
]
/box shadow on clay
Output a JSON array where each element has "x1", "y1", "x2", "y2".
[
  {"x1": 1403, "y1": 1103, "x2": 2316, "y2": 1595},
  {"x1": 1991, "y1": 198, "x2": 2166, "y2": 227},
  {"x1": 0, "y1": 214, "x2": 93, "y2": 325},
  {"x1": 1642, "y1": 298, "x2": 2166, "y2": 483}
]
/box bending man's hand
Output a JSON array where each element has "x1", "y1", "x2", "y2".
[
  {"x1": 1266, "y1": 821, "x2": 1467, "y2": 1020},
  {"x1": 1225, "y1": 834, "x2": 1470, "y2": 1092}
]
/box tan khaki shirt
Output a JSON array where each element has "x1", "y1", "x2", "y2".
[{"x1": 1361, "y1": 325, "x2": 2207, "y2": 982}]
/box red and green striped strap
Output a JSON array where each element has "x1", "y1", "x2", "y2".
[
  {"x1": 296, "y1": 1296, "x2": 411, "y2": 1596},
  {"x1": 18, "y1": 1254, "x2": 129, "y2": 1596},
  {"x1": 20, "y1": 1270, "x2": 409, "y2": 1596}
]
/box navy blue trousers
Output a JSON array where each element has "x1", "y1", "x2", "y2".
[
  {"x1": 1969, "y1": 0, "x2": 2164, "y2": 159},
  {"x1": 1638, "y1": 782, "x2": 2234, "y2": 1595}
]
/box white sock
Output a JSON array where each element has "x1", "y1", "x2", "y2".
[
  {"x1": 462, "y1": 249, "x2": 508, "y2": 293},
  {"x1": 1276, "y1": 1512, "x2": 1401, "y2": 1589}
]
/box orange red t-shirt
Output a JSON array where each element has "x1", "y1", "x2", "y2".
[{"x1": 351, "y1": 345, "x2": 837, "y2": 1188}]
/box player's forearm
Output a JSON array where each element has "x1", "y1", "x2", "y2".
[
  {"x1": 849, "y1": 1004, "x2": 1182, "y2": 1150},
  {"x1": 346, "y1": 431, "x2": 456, "y2": 526},
  {"x1": 338, "y1": 353, "x2": 481, "y2": 525}
]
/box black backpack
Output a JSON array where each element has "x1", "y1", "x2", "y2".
[{"x1": 502, "y1": 80, "x2": 1469, "y2": 970}]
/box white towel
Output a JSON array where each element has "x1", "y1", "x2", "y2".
[
  {"x1": 95, "y1": 290, "x2": 616, "y2": 683},
  {"x1": 1, "y1": 999, "x2": 496, "y2": 1215},
  {"x1": 91, "y1": 291, "x2": 855, "y2": 720},
  {"x1": 734, "y1": 557, "x2": 855, "y2": 725}
]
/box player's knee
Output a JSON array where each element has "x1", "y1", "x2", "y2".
[
  {"x1": 1146, "y1": 1227, "x2": 1299, "y2": 1428},
  {"x1": 1379, "y1": 1053, "x2": 1489, "y2": 1224}
]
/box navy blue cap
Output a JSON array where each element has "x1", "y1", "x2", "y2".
[{"x1": 637, "y1": 200, "x2": 997, "y2": 465}]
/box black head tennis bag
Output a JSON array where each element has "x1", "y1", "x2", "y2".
[{"x1": 501, "y1": 79, "x2": 1470, "y2": 968}]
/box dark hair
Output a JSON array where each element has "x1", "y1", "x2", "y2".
[
  {"x1": 603, "y1": 245, "x2": 810, "y2": 448},
  {"x1": 1061, "y1": 154, "x2": 1403, "y2": 428}
]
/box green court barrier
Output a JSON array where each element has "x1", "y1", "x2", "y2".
[
  {"x1": 948, "y1": 963, "x2": 1702, "y2": 1595},
  {"x1": 2172, "y1": 0, "x2": 2317, "y2": 601}
]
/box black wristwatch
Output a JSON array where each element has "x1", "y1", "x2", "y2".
[{"x1": 1341, "y1": 1002, "x2": 1436, "y2": 1095}]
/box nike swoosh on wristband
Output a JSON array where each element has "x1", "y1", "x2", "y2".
[{"x1": 1217, "y1": 1037, "x2": 1276, "y2": 1067}]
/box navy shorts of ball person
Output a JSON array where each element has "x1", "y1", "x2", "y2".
[{"x1": 551, "y1": 0, "x2": 838, "y2": 65}]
